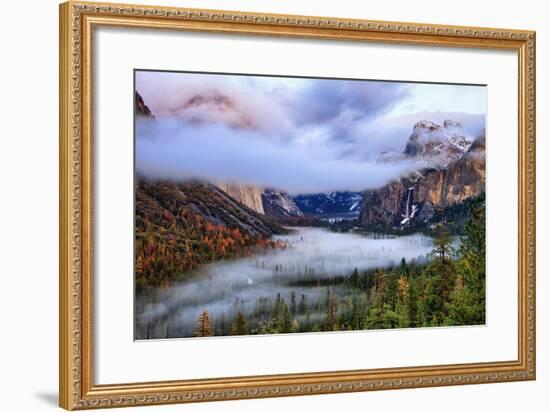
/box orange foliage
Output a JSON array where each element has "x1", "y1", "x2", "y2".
[{"x1": 135, "y1": 217, "x2": 287, "y2": 293}]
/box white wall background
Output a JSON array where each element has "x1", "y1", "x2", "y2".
[{"x1": 0, "y1": 0, "x2": 546, "y2": 411}]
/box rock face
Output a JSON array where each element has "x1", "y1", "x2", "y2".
[
  {"x1": 360, "y1": 181, "x2": 411, "y2": 227},
  {"x1": 135, "y1": 91, "x2": 266, "y2": 215},
  {"x1": 137, "y1": 180, "x2": 285, "y2": 239},
  {"x1": 216, "y1": 183, "x2": 265, "y2": 215},
  {"x1": 404, "y1": 120, "x2": 474, "y2": 167},
  {"x1": 135, "y1": 91, "x2": 153, "y2": 117},
  {"x1": 262, "y1": 189, "x2": 303, "y2": 217},
  {"x1": 415, "y1": 136, "x2": 485, "y2": 209},
  {"x1": 168, "y1": 92, "x2": 255, "y2": 129},
  {"x1": 136, "y1": 90, "x2": 266, "y2": 215},
  {"x1": 360, "y1": 125, "x2": 485, "y2": 229}
]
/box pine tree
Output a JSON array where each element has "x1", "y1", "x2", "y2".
[
  {"x1": 324, "y1": 289, "x2": 338, "y2": 331},
  {"x1": 216, "y1": 313, "x2": 227, "y2": 336},
  {"x1": 350, "y1": 267, "x2": 360, "y2": 288},
  {"x1": 290, "y1": 291, "x2": 297, "y2": 315},
  {"x1": 446, "y1": 199, "x2": 486, "y2": 325},
  {"x1": 231, "y1": 311, "x2": 249, "y2": 336},
  {"x1": 444, "y1": 274, "x2": 477, "y2": 325},
  {"x1": 395, "y1": 276, "x2": 411, "y2": 327},
  {"x1": 459, "y1": 200, "x2": 486, "y2": 308},
  {"x1": 382, "y1": 304, "x2": 400, "y2": 329},
  {"x1": 364, "y1": 306, "x2": 384, "y2": 329},
  {"x1": 407, "y1": 277, "x2": 423, "y2": 327},
  {"x1": 258, "y1": 319, "x2": 271, "y2": 334},
  {"x1": 298, "y1": 294, "x2": 307, "y2": 314},
  {"x1": 350, "y1": 296, "x2": 363, "y2": 330},
  {"x1": 271, "y1": 293, "x2": 282, "y2": 331},
  {"x1": 383, "y1": 274, "x2": 399, "y2": 311},
  {"x1": 282, "y1": 303, "x2": 292, "y2": 333},
  {"x1": 193, "y1": 310, "x2": 213, "y2": 337},
  {"x1": 431, "y1": 223, "x2": 454, "y2": 266},
  {"x1": 426, "y1": 223, "x2": 456, "y2": 320}
]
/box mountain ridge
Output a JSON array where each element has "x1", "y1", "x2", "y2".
[
  {"x1": 359, "y1": 128, "x2": 485, "y2": 231},
  {"x1": 403, "y1": 119, "x2": 474, "y2": 167},
  {"x1": 135, "y1": 90, "x2": 484, "y2": 232}
]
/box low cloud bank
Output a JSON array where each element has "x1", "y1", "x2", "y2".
[
  {"x1": 136, "y1": 118, "x2": 423, "y2": 194},
  {"x1": 135, "y1": 71, "x2": 486, "y2": 193}
]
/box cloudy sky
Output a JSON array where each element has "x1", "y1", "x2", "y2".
[{"x1": 135, "y1": 70, "x2": 486, "y2": 194}]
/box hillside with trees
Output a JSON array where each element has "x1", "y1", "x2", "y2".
[
  {"x1": 138, "y1": 197, "x2": 485, "y2": 339},
  {"x1": 135, "y1": 180, "x2": 289, "y2": 294}
]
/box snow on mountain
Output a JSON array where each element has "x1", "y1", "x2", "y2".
[
  {"x1": 293, "y1": 192, "x2": 363, "y2": 217},
  {"x1": 262, "y1": 189, "x2": 303, "y2": 217},
  {"x1": 360, "y1": 133, "x2": 486, "y2": 230},
  {"x1": 403, "y1": 120, "x2": 474, "y2": 167},
  {"x1": 349, "y1": 201, "x2": 360, "y2": 212}
]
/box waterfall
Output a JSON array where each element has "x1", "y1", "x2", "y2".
[
  {"x1": 400, "y1": 187, "x2": 415, "y2": 225},
  {"x1": 405, "y1": 188, "x2": 412, "y2": 219}
]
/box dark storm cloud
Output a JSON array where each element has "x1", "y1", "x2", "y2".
[{"x1": 289, "y1": 80, "x2": 410, "y2": 128}]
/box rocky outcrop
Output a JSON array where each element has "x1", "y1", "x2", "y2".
[
  {"x1": 216, "y1": 183, "x2": 265, "y2": 215},
  {"x1": 207, "y1": 184, "x2": 305, "y2": 219},
  {"x1": 137, "y1": 89, "x2": 265, "y2": 215},
  {"x1": 360, "y1": 181, "x2": 410, "y2": 227},
  {"x1": 135, "y1": 91, "x2": 153, "y2": 117},
  {"x1": 262, "y1": 189, "x2": 303, "y2": 217},
  {"x1": 170, "y1": 92, "x2": 255, "y2": 129},
  {"x1": 360, "y1": 134, "x2": 485, "y2": 229},
  {"x1": 415, "y1": 136, "x2": 485, "y2": 209},
  {"x1": 137, "y1": 180, "x2": 286, "y2": 239},
  {"x1": 404, "y1": 120, "x2": 473, "y2": 167}
]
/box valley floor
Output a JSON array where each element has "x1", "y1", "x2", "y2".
[{"x1": 135, "y1": 219, "x2": 485, "y2": 339}]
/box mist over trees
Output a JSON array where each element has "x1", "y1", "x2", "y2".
[
  {"x1": 136, "y1": 197, "x2": 485, "y2": 339},
  {"x1": 193, "y1": 311, "x2": 213, "y2": 337}
]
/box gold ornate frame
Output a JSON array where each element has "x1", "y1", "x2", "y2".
[{"x1": 59, "y1": 1, "x2": 536, "y2": 409}]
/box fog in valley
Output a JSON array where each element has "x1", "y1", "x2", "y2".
[{"x1": 135, "y1": 227, "x2": 438, "y2": 339}]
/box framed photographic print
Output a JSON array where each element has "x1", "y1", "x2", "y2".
[{"x1": 59, "y1": 1, "x2": 536, "y2": 410}]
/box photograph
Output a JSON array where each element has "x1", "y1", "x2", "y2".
[
  {"x1": 134, "y1": 70, "x2": 487, "y2": 340},
  {"x1": 53, "y1": 2, "x2": 537, "y2": 409}
]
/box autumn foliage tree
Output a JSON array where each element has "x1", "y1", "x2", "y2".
[
  {"x1": 135, "y1": 182, "x2": 288, "y2": 294},
  {"x1": 193, "y1": 310, "x2": 213, "y2": 337}
]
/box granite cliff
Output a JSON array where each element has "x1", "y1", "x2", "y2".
[
  {"x1": 135, "y1": 91, "x2": 153, "y2": 117},
  {"x1": 216, "y1": 183, "x2": 266, "y2": 215},
  {"x1": 360, "y1": 121, "x2": 485, "y2": 230},
  {"x1": 262, "y1": 189, "x2": 303, "y2": 218}
]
